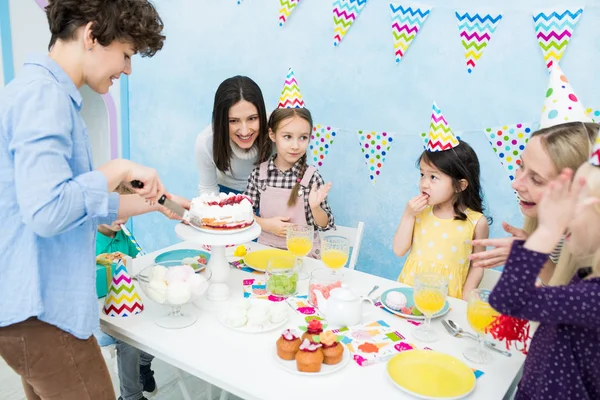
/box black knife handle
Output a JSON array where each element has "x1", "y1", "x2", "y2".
[
  {"x1": 158, "y1": 195, "x2": 167, "y2": 205},
  {"x1": 130, "y1": 180, "x2": 144, "y2": 189}
]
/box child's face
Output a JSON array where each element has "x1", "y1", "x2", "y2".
[
  {"x1": 269, "y1": 116, "x2": 311, "y2": 168},
  {"x1": 84, "y1": 37, "x2": 135, "y2": 95},
  {"x1": 565, "y1": 189, "x2": 600, "y2": 258},
  {"x1": 228, "y1": 100, "x2": 260, "y2": 149},
  {"x1": 511, "y1": 136, "x2": 559, "y2": 218},
  {"x1": 419, "y1": 160, "x2": 455, "y2": 206}
]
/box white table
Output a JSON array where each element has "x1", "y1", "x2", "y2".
[{"x1": 101, "y1": 240, "x2": 525, "y2": 400}]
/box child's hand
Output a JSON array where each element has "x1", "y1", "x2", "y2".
[
  {"x1": 406, "y1": 194, "x2": 428, "y2": 217},
  {"x1": 266, "y1": 216, "x2": 293, "y2": 237},
  {"x1": 309, "y1": 182, "x2": 332, "y2": 210}
]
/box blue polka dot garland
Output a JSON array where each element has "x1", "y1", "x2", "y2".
[
  {"x1": 309, "y1": 125, "x2": 337, "y2": 168},
  {"x1": 484, "y1": 123, "x2": 533, "y2": 182},
  {"x1": 357, "y1": 130, "x2": 394, "y2": 183}
]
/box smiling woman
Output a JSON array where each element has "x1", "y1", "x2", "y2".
[{"x1": 195, "y1": 76, "x2": 272, "y2": 195}]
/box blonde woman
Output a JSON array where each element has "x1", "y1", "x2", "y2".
[
  {"x1": 488, "y1": 162, "x2": 600, "y2": 399},
  {"x1": 469, "y1": 122, "x2": 598, "y2": 284}
]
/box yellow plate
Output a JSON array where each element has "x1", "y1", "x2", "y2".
[
  {"x1": 387, "y1": 350, "x2": 476, "y2": 399},
  {"x1": 243, "y1": 249, "x2": 295, "y2": 272}
]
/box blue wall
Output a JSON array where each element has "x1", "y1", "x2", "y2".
[{"x1": 129, "y1": 0, "x2": 600, "y2": 280}]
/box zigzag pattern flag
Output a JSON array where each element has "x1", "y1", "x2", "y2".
[
  {"x1": 357, "y1": 130, "x2": 394, "y2": 183},
  {"x1": 426, "y1": 102, "x2": 459, "y2": 152},
  {"x1": 279, "y1": 0, "x2": 300, "y2": 27},
  {"x1": 484, "y1": 123, "x2": 534, "y2": 182},
  {"x1": 533, "y1": 8, "x2": 583, "y2": 71},
  {"x1": 390, "y1": 3, "x2": 431, "y2": 64},
  {"x1": 103, "y1": 260, "x2": 143, "y2": 317},
  {"x1": 456, "y1": 11, "x2": 502, "y2": 74},
  {"x1": 310, "y1": 125, "x2": 338, "y2": 168},
  {"x1": 333, "y1": 0, "x2": 368, "y2": 46}
]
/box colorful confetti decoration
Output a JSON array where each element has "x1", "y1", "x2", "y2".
[
  {"x1": 357, "y1": 131, "x2": 393, "y2": 183},
  {"x1": 539, "y1": 64, "x2": 591, "y2": 129},
  {"x1": 277, "y1": 67, "x2": 305, "y2": 109},
  {"x1": 533, "y1": 8, "x2": 583, "y2": 71},
  {"x1": 484, "y1": 123, "x2": 534, "y2": 182},
  {"x1": 389, "y1": 3, "x2": 431, "y2": 64},
  {"x1": 279, "y1": 0, "x2": 301, "y2": 27},
  {"x1": 309, "y1": 125, "x2": 337, "y2": 168},
  {"x1": 426, "y1": 102, "x2": 459, "y2": 152},
  {"x1": 455, "y1": 11, "x2": 502, "y2": 73},
  {"x1": 333, "y1": 0, "x2": 368, "y2": 46}
]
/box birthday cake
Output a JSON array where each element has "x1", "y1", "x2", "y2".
[{"x1": 190, "y1": 193, "x2": 254, "y2": 230}]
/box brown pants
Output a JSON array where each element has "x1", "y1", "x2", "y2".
[{"x1": 0, "y1": 318, "x2": 115, "y2": 400}]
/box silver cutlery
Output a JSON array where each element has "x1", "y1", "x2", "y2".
[
  {"x1": 441, "y1": 320, "x2": 512, "y2": 357},
  {"x1": 366, "y1": 285, "x2": 379, "y2": 299}
]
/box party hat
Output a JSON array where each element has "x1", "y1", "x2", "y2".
[
  {"x1": 277, "y1": 67, "x2": 305, "y2": 108},
  {"x1": 590, "y1": 135, "x2": 600, "y2": 167},
  {"x1": 103, "y1": 260, "x2": 144, "y2": 317},
  {"x1": 539, "y1": 64, "x2": 592, "y2": 129},
  {"x1": 426, "y1": 102, "x2": 459, "y2": 152}
]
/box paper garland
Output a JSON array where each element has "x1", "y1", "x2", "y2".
[
  {"x1": 533, "y1": 8, "x2": 583, "y2": 71},
  {"x1": 456, "y1": 11, "x2": 502, "y2": 73},
  {"x1": 309, "y1": 125, "x2": 337, "y2": 168},
  {"x1": 103, "y1": 260, "x2": 144, "y2": 317},
  {"x1": 333, "y1": 0, "x2": 368, "y2": 46},
  {"x1": 279, "y1": 0, "x2": 301, "y2": 27},
  {"x1": 358, "y1": 131, "x2": 394, "y2": 183},
  {"x1": 390, "y1": 3, "x2": 431, "y2": 64},
  {"x1": 484, "y1": 123, "x2": 533, "y2": 182}
]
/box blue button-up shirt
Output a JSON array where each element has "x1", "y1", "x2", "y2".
[{"x1": 0, "y1": 54, "x2": 120, "y2": 339}]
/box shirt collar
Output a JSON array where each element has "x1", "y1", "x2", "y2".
[
  {"x1": 25, "y1": 53, "x2": 83, "y2": 109},
  {"x1": 267, "y1": 154, "x2": 303, "y2": 176}
]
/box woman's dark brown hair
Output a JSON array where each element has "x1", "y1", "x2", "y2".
[
  {"x1": 45, "y1": 0, "x2": 165, "y2": 57},
  {"x1": 268, "y1": 108, "x2": 314, "y2": 207},
  {"x1": 212, "y1": 76, "x2": 271, "y2": 173}
]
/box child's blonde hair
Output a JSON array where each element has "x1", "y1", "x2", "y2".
[
  {"x1": 549, "y1": 162, "x2": 600, "y2": 286},
  {"x1": 523, "y1": 122, "x2": 599, "y2": 234}
]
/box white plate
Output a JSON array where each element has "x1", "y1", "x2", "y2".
[
  {"x1": 273, "y1": 345, "x2": 350, "y2": 376},
  {"x1": 218, "y1": 309, "x2": 288, "y2": 333},
  {"x1": 191, "y1": 221, "x2": 255, "y2": 235}
]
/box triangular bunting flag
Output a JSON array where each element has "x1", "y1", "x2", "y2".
[
  {"x1": 357, "y1": 131, "x2": 393, "y2": 183},
  {"x1": 279, "y1": 0, "x2": 301, "y2": 27},
  {"x1": 456, "y1": 11, "x2": 502, "y2": 73},
  {"x1": 426, "y1": 102, "x2": 459, "y2": 152},
  {"x1": 237, "y1": 0, "x2": 244, "y2": 4},
  {"x1": 390, "y1": 3, "x2": 431, "y2": 64},
  {"x1": 533, "y1": 8, "x2": 583, "y2": 71},
  {"x1": 103, "y1": 260, "x2": 143, "y2": 317},
  {"x1": 539, "y1": 64, "x2": 591, "y2": 128},
  {"x1": 309, "y1": 125, "x2": 337, "y2": 168},
  {"x1": 484, "y1": 123, "x2": 534, "y2": 182},
  {"x1": 333, "y1": 0, "x2": 368, "y2": 46},
  {"x1": 590, "y1": 134, "x2": 600, "y2": 167},
  {"x1": 277, "y1": 67, "x2": 305, "y2": 109}
]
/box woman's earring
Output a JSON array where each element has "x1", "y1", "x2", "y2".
[{"x1": 88, "y1": 47, "x2": 92, "y2": 51}]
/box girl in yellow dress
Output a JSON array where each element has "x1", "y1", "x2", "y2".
[{"x1": 393, "y1": 103, "x2": 490, "y2": 299}]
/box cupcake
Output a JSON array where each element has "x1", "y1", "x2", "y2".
[
  {"x1": 386, "y1": 291, "x2": 408, "y2": 311},
  {"x1": 301, "y1": 319, "x2": 323, "y2": 342},
  {"x1": 295, "y1": 339, "x2": 323, "y2": 373},
  {"x1": 319, "y1": 331, "x2": 344, "y2": 365},
  {"x1": 276, "y1": 329, "x2": 301, "y2": 360}
]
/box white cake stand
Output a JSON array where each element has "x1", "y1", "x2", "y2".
[{"x1": 175, "y1": 222, "x2": 261, "y2": 301}]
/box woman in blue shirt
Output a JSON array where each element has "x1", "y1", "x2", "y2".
[{"x1": 0, "y1": 1, "x2": 180, "y2": 399}]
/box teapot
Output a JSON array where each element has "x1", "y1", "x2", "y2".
[{"x1": 313, "y1": 284, "x2": 374, "y2": 327}]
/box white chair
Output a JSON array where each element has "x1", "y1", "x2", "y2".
[
  {"x1": 478, "y1": 268, "x2": 501, "y2": 290},
  {"x1": 321, "y1": 222, "x2": 365, "y2": 270}
]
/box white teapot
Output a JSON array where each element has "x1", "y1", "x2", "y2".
[{"x1": 313, "y1": 284, "x2": 374, "y2": 327}]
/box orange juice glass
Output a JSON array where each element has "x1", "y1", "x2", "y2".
[
  {"x1": 412, "y1": 273, "x2": 448, "y2": 343},
  {"x1": 286, "y1": 225, "x2": 314, "y2": 280},
  {"x1": 321, "y1": 236, "x2": 350, "y2": 269},
  {"x1": 463, "y1": 289, "x2": 499, "y2": 364}
]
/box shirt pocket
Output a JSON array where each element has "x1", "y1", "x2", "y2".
[{"x1": 0, "y1": 336, "x2": 28, "y2": 377}]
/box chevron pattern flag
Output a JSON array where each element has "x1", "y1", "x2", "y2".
[
  {"x1": 390, "y1": 3, "x2": 431, "y2": 64},
  {"x1": 357, "y1": 130, "x2": 394, "y2": 183},
  {"x1": 456, "y1": 12, "x2": 502, "y2": 73},
  {"x1": 533, "y1": 8, "x2": 583, "y2": 71},
  {"x1": 310, "y1": 125, "x2": 337, "y2": 167},
  {"x1": 103, "y1": 260, "x2": 143, "y2": 317},
  {"x1": 426, "y1": 102, "x2": 459, "y2": 152},
  {"x1": 277, "y1": 67, "x2": 305, "y2": 108},
  {"x1": 333, "y1": 0, "x2": 368, "y2": 46},
  {"x1": 279, "y1": 0, "x2": 300, "y2": 27},
  {"x1": 484, "y1": 123, "x2": 534, "y2": 182},
  {"x1": 590, "y1": 135, "x2": 600, "y2": 167}
]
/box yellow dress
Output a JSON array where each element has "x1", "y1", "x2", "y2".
[{"x1": 398, "y1": 206, "x2": 483, "y2": 299}]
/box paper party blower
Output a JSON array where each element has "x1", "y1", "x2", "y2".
[
  {"x1": 103, "y1": 260, "x2": 144, "y2": 317},
  {"x1": 426, "y1": 102, "x2": 459, "y2": 152}
]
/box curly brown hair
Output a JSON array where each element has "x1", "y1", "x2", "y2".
[{"x1": 46, "y1": 0, "x2": 165, "y2": 57}]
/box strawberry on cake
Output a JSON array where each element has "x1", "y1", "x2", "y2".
[{"x1": 190, "y1": 193, "x2": 254, "y2": 230}]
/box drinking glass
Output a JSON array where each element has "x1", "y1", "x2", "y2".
[
  {"x1": 321, "y1": 236, "x2": 349, "y2": 270},
  {"x1": 412, "y1": 272, "x2": 448, "y2": 342},
  {"x1": 464, "y1": 289, "x2": 499, "y2": 364},
  {"x1": 286, "y1": 225, "x2": 314, "y2": 280}
]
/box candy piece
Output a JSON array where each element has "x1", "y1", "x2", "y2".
[
  {"x1": 411, "y1": 307, "x2": 423, "y2": 316},
  {"x1": 167, "y1": 281, "x2": 192, "y2": 305},
  {"x1": 385, "y1": 291, "x2": 408, "y2": 310},
  {"x1": 151, "y1": 265, "x2": 168, "y2": 281},
  {"x1": 188, "y1": 274, "x2": 208, "y2": 296},
  {"x1": 401, "y1": 307, "x2": 412, "y2": 314},
  {"x1": 165, "y1": 265, "x2": 195, "y2": 284},
  {"x1": 267, "y1": 272, "x2": 298, "y2": 297},
  {"x1": 233, "y1": 245, "x2": 247, "y2": 257},
  {"x1": 147, "y1": 279, "x2": 168, "y2": 304}
]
